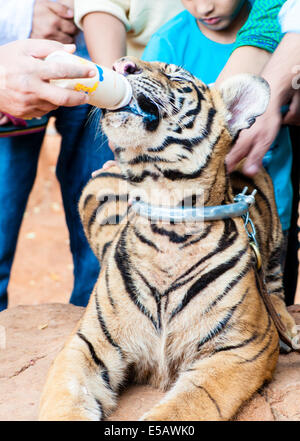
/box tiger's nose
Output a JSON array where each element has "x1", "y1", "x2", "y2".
[{"x1": 113, "y1": 58, "x2": 141, "y2": 76}]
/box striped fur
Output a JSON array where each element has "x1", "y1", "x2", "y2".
[{"x1": 39, "y1": 58, "x2": 296, "y2": 421}]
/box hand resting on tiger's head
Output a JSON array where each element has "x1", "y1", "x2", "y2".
[{"x1": 39, "y1": 57, "x2": 296, "y2": 421}]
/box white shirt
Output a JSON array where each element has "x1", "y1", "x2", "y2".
[
  {"x1": 0, "y1": 0, "x2": 35, "y2": 45},
  {"x1": 0, "y1": 0, "x2": 88, "y2": 57},
  {"x1": 279, "y1": 0, "x2": 300, "y2": 33},
  {"x1": 74, "y1": 0, "x2": 183, "y2": 58}
]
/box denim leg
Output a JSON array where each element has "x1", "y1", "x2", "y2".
[
  {"x1": 55, "y1": 105, "x2": 114, "y2": 307},
  {"x1": 0, "y1": 132, "x2": 44, "y2": 310}
]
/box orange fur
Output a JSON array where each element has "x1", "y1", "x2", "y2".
[{"x1": 39, "y1": 58, "x2": 295, "y2": 421}]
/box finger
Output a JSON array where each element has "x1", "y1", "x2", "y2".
[
  {"x1": 9, "y1": 98, "x2": 56, "y2": 119},
  {"x1": 57, "y1": 18, "x2": 78, "y2": 36},
  {"x1": 24, "y1": 39, "x2": 76, "y2": 58},
  {"x1": 24, "y1": 109, "x2": 52, "y2": 119},
  {"x1": 225, "y1": 138, "x2": 252, "y2": 173},
  {"x1": 91, "y1": 161, "x2": 117, "y2": 178},
  {"x1": 242, "y1": 155, "x2": 263, "y2": 176},
  {"x1": 282, "y1": 110, "x2": 296, "y2": 126},
  {"x1": 12, "y1": 95, "x2": 58, "y2": 116},
  {"x1": 37, "y1": 58, "x2": 96, "y2": 80},
  {"x1": 282, "y1": 94, "x2": 300, "y2": 126},
  {"x1": 63, "y1": 43, "x2": 76, "y2": 54},
  {"x1": 50, "y1": 31, "x2": 74, "y2": 45},
  {"x1": 91, "y1": 169, "x2": 102, "y2": 178},
  {"x1": 38, "y1": 82, "x2": 89, "y2": 107},
  {"x1": 0, "y1": 114, "x2": 9, "y2": 125},
  {"x1": 241, "y1": 121, "x2": 281, "y2": 176},
  {"x1": 46, "y1": 1, "x2": 74, "y2": 19},
  {"x1": 12, "y1": 109, "x2": 47, "y2": 120},
  {"x1": 242, "y1": 143, "x2": 270, "y2": 176},
  {"x1": 31, "y1": 100, "x2": 58, "y2": 114},
  {"x1": 103, "y1": 160, "x2": 117, "y2": 170}
]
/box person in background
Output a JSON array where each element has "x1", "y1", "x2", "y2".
[
  {"x1": 74, "y1": 0, "x2": 184, "y2": 66},
  {"x1": 217, "y1": 0, "x2": 300, "y2": 172},
  {"x1": 0, "y1": 0, "x2": 105, "y2": 311},
  {"x1": 215, "y1": 0, "x2": 300, "y2": 305},
  {"x1": 0, "y1": 0, "x2": 183, "y2": 311},
  {"x1": 0, "y1": 0, "x2": 81, "y2": 125}
]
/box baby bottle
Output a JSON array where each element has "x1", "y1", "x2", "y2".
[{"x1": 45, "y1": 51, "x2": 132, "y2": 110}]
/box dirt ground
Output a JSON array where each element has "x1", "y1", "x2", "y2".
[{"x1": 7, "y1": 119, "x2": 300, "y2": 308}]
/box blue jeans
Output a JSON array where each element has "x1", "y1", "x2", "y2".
[{"x1": 0, "y1": 105, "x2": 114, "y2": 310}]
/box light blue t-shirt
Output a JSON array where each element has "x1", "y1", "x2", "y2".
[{"x1": 142, "y1": 10, "x2": 293, "y2": 231}]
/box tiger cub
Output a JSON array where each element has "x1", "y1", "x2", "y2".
[{"x1": 39, "y1": 57, "x2": 296, "y2": 421}]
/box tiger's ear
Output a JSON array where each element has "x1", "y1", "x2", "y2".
[{"x1": 217, "y1": 74, "x2": 270, "y2": 137}]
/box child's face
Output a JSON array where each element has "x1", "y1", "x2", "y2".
[{"x1": 182, "y1": 0, "x2": 247, "y2": 31}]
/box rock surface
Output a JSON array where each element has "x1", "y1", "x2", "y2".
[{"x1": 0, "y1": 303, "x2": 299, "y2": 421}]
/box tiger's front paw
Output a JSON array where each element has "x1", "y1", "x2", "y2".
[
  {"x1": 270, "y1": 295, "x2": 297, "y2": 339},
  {"x1": 280, "y1": 309, "x2": 297, "y2": 340}
]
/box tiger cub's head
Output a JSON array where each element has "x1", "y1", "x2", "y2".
[{"x1": 101, "y1": 57, "x2": 269, "y2": 194}]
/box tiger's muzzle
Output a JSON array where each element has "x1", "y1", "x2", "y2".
[{"x1": 108, "y1": 58, "x2": 161, "y2": 131}]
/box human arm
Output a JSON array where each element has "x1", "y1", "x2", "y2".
[
  {"x1": 74, "y1": 0, "x2": 130, "y2": 67},
  {"x1": 262, "y1": 33, "x2": 300, "y2": 125},
  {"x1": 215, "y1": 0, "x2": 297, "y2": 174},
  {"x1": 225, "y1": 33, "x2": 300, "y2": 174},
  {"x1": 216, "y1": 46, "x2": 271, "y2": 86},
  {"x1": 278, "y1": 0, "x2": 300, "y2": 125},
  {"x1": 0, "y1": 39, "x2": 97, "y2": 119},
  {"x1": 82, "y1": 12, "x2": 126, "y2": 67},
  {"x1": 216, "y1": 0, "x2": 286, "y2": 85}
]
